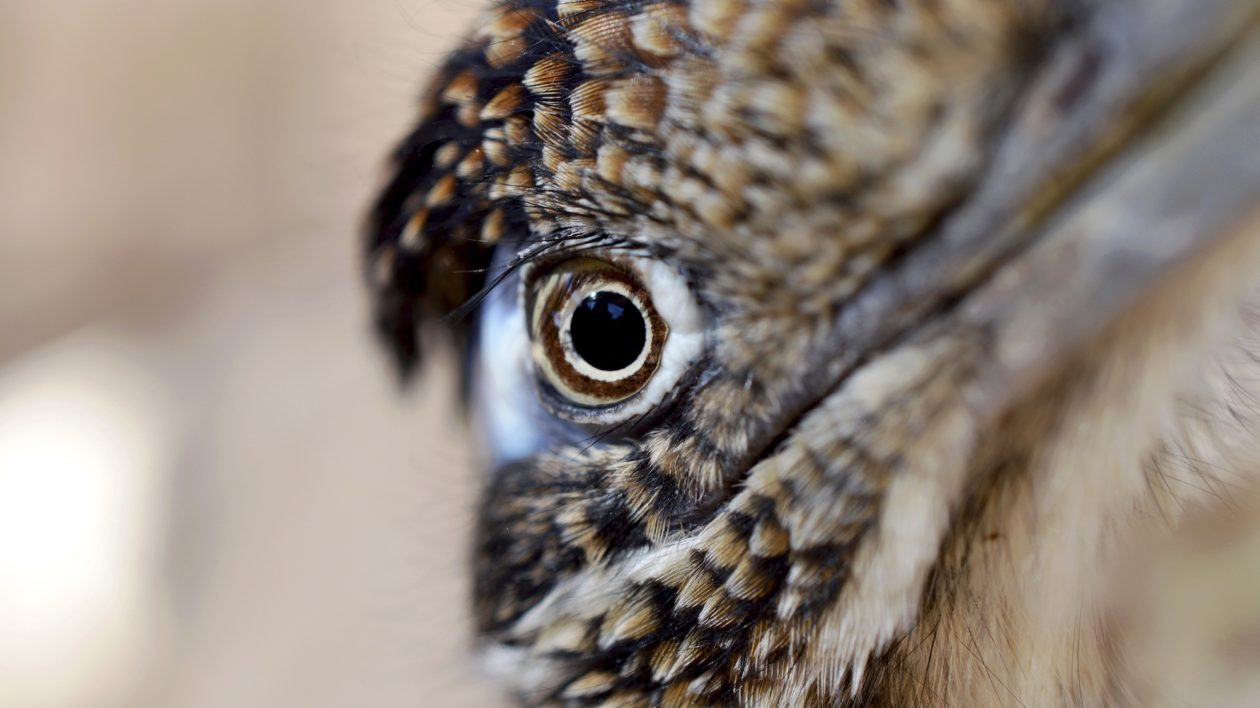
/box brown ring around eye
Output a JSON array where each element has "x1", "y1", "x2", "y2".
[{"x1": 526, "y1": 258, "x2": 668, "y2": 407}]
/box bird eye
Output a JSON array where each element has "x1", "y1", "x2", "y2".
[
  {"x1": 527, "y1": 258, "x2": 667, "y2": 407},
  {"x1": 570, "y1": 291, "x2": 648, "y2": 372},
  {"x1": 520, "y1": 254, "x2": 705, "y2": 423}
]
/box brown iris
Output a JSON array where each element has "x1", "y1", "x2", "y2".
[{"x1": 527, "y1": 258, "x2": 668, "y2": 407}]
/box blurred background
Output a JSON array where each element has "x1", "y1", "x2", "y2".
[{"x1": 0, "y1": 1, "x2": 503, "y2": 706}]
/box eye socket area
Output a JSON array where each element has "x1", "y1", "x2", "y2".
[{"x1": 527, "y1": 258, "x2": 668, "y2": 408}]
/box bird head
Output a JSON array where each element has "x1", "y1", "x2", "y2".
[{"x1": 365, "y1": 0, "x2": 1260, "y2": 704}]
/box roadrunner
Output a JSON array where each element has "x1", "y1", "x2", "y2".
[{"x1": 366, "y1": 0, "x2": 1260, "y2": 704}]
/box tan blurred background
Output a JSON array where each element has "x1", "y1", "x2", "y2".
[{"x1": 0, "y1": 1, "x2": 503, "y2": 706}]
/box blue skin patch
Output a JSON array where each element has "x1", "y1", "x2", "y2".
[{"x1": 471, "y1": 257, "x2": 549, "y2": 468}]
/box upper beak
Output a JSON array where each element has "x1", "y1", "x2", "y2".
[{"x1": 838, "y1": 0, "x2": 1260, "y2": 420}]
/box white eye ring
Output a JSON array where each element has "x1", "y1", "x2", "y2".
[{"x1": 524, "y1": 255, "x2": 703, "y2": 424}]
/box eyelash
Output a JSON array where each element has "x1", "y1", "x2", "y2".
[{"x1": 457, "y1": 231, "x2": 658, "y2": 322}]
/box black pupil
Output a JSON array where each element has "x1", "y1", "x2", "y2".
[{"x1": 569, "y1": 291, "x2": 647, "y2": 372}]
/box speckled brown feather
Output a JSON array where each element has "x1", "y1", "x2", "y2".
[
  {"x1": 365, "y1": 0, "x2": 1260, "y2": 705},
  {"x1": 367, "y1": 1, "x2": 1052, "y2": 700}
]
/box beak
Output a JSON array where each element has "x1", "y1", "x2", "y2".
[{"x1": 835, "y1": 0, "x2": 1260, "y2": 420}]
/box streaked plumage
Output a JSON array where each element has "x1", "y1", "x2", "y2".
[{"x1": 365, "y1": 0, "x2": 1260, "y2": 704}]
